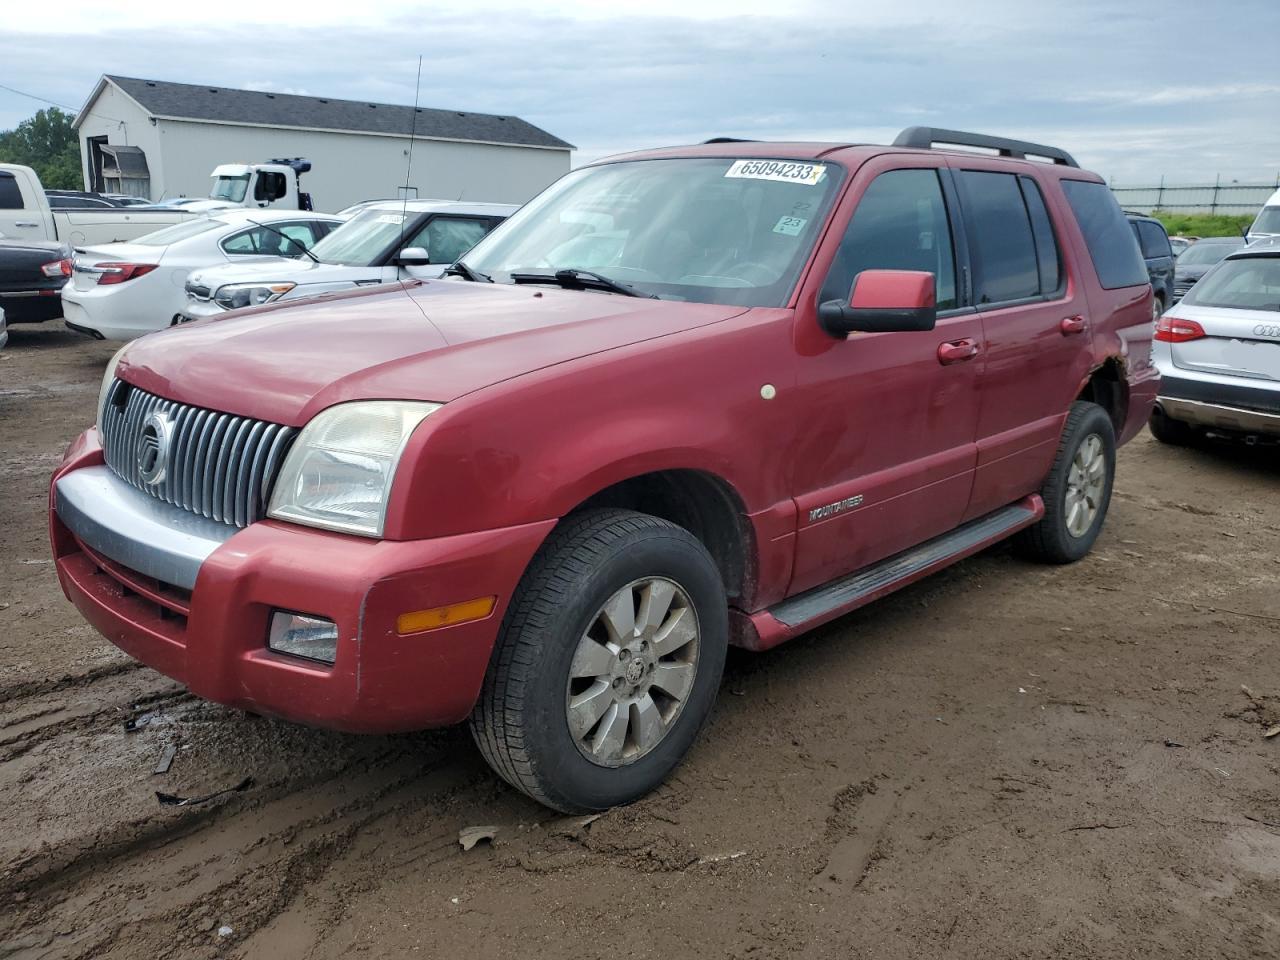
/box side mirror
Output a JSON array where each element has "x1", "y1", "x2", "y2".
[
  {"x1": 818, "y1": 269, "x2": 937, "y2": 337},
  {"x1": 397, "y1": 246, "x2": 431, "y2": 265}
]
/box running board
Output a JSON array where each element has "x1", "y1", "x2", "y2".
[{"x1": 747, "y1": 496, "x2": 1042, "y2": 647}]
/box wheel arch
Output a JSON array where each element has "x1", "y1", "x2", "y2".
[
  {"x1": 1076, "y1": 357, "x2": 1129, "y2": 435},
  {"x1": 565, "y1": 468, "x2": 756, "y2": 605}
]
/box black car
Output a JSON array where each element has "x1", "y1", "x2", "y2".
[
  {"x1": 0, "y1": 238, "x2": 72, "y2": 323},
  {"x1": 1126, "y1": 213, "x2": 1175, "y2": 317},
  {"x1": 1172, "y1": 236, "x2": 1247, "y2": 301}
]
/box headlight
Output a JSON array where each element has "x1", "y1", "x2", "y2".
[
  {"x1": 213, "y1": 281, "x2": 296, "y2": 310},
  {"x1": 267, "y1": 401, "x2": 441, "y2": 537},
  {"x1": 97, "y1": 345, "x2": 128, "y2": 426}
]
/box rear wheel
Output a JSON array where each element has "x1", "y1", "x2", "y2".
[
  {"x1": 470, "y1": 508, "x2": 727, "y2": 812},
  {"x1": 1148, "y1": 404, "x2": 1196, "y2": 446},
  {"x1": 1015, "y1": 402, "x2": 1116, "y2": 564},
  {"x1": 1152, "y1": 295, "x2": 1165, "y2": 321}
]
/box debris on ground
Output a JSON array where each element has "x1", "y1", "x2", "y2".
[
  {"x1": 153, "y1": 744, "x2": 177, "y2": 774},
  {"x1": 1164, "y1": 739, "x2": 1186, "y2": 748},
  {"x1": 156, "y1": 777, "x2": 254, "y2": 807},
  {"x1": 459, "y1": 825, "x2": 500, "y2": 851}
]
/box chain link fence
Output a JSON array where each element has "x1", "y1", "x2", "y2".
[{"x1": 1110, "y1": 178, "x2": 1279, "y2": 215}]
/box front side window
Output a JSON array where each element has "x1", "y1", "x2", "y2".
[
  {"x1": 0, "y1": 173, "x2": 24, "y2": 209},
  {"x1": 463, "y1": 157, "x2": 844, "y2": 307},
  {"x1": 406, "y1": 216, "x2": 491, "y2": 264},
  {"x1": 958, "y1": 170, "x2": 1040, "y2": 303},
  {"x1": 1182, "y1": 257, "x2": 1280, "y2": 312},
  {"x1": 1251, "y1": 207, "x2": 1280, "y2": 234},
  {"x1": 820, "y1": 168, "x2": 957, "y2": 308},
  {"x1": 1061, "y1": 180, "x2": 1148, "y2": 290}
]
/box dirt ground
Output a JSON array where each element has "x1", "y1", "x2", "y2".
[{"x1": 3, "y1": 325, "x2": 1280, "y2": 960}]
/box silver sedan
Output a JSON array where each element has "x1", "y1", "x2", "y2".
[{"x1": 1150, "y1": 241, "x2": 1280, "y2": 444}]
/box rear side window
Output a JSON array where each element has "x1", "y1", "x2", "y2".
[
  {"x1": 1061, "y1": 180, "x2": 1148, "y2": 289},
  {"x1": 820, "y1": 168, "x2": 957, "y2": 309},
  {"x1": 0, "y1": 173, "x2": 24, "y2": 209},
  {"x1": 1137, "y1": 220, "x2": 1171, "y2": 259},
  {"x1": 1020, "y1": 176, "x2": 1062, "y2": 295},
  {"x1": 957, "y1": 170, "x2": 1040, "y2": 303}
]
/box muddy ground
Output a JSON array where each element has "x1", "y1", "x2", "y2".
[{"x1": 2, "y1": 325, "x2": 1280, "y2": 960}]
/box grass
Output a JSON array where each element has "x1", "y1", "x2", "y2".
[{"x1": 1150, "y1": 211, "x2": 1253, "y2": 238}]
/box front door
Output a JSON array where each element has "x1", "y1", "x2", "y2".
[{"x1": 787, "y1": 158, "x2": 983, "y2": 595}]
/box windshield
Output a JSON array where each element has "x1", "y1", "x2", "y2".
[
  {"x1": 130, "y1": 218, "x2": 223, "y2": 246},
  {"x1": 1177, "y1": 240, "x2": 1243, "y2": 267},
  {"x1": 309, "y1": 208, "x2": 416, "y2": 266},
  {"x1": 210, "y1": 175, "x2": 249, "y2": 203},
  {"x1": 462, "y1": 157, "x2": 844, "y2": 306},
  {"x1": 1182, "y1": 256, "x2": 1280, "y2": 311},
  {"x1": 1251, "y1": 207, "x2": 1280, "y2": 235}
]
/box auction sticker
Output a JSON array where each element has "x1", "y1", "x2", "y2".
[
  {"x1": 725, "y1": 159, "x2": 826, "y2": 185},
  {"x1": 773, "y1": 216, "x2": 807, "y2": 236}
]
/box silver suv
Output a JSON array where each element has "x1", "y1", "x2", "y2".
[{"x1": 1150, "y1": 240, "x2": 1280, "y2": 443}]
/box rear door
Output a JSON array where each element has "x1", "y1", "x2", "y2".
[
  {"x1": 1135, "y1": 219, "x2": 1174, "y2": 306},
  {"x1": 950, "y1": 164, "x2": 1094, "y2": 520},
  {"x1": 0, "y1": 171, "x2": 47, "y2": 240}
]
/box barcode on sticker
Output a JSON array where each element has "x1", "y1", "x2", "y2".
[{"x1": 725, "y1": 160, "x2": 826, "y2": 185}]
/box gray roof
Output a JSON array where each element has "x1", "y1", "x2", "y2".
[{"x1": 102, "y1": 75, "x2": 573, "y2": 150}]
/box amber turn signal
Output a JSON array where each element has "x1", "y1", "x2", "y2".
[{"x1": 396, "y1": 596, "x2": 496, "y2": 635}]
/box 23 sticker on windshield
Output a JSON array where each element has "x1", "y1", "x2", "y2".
[{"x1": 724, "y1": 160, "x2": 827, "y2": 185}]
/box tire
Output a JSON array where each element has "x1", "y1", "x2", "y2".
[
  {"x1": 1148, "y1": 404, "x2": 1195, "y2": 446},
  {"x1": 469, "y1": 508, "x2": 728, "y2": 813},
  {"x1": 1014, "y1": 402, "x2": 1117, "y2": 565},
  {"x1": 1152, "y1": 295, "x2": 1165, "y2": 321}
]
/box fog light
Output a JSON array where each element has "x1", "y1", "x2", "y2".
[{"x1": 268, "y1": 612, "x2": 339, "y2": 664}]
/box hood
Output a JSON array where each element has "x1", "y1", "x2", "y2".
[
  {"x1": 118, "y1": 279, "x2": 746, "y2": 425},
  {"x1": 188, "y1": 256, "x2": 351, "y2": 289}
]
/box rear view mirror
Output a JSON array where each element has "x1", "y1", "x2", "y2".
[
  {"x1": 398, "y1": 246, "x2": 431, "y2": 265},
  {"x1": 818, "y1": 269, "x2": 937, "y2": 337}
]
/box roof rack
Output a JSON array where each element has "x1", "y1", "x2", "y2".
[
  {"x1": 892, "y1": 127, "x2": 1078, "y2": 167},
  {"x1": 702, "y1": 137, "x2": 756, "y2": 144}
]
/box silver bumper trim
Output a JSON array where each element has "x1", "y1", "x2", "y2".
[
  {"x1": 1159, "y1": 397, "x2": 1280, "y2": 436},
  {"x1": 55, "y1": 465, "x2": 239, "y2": 590}
]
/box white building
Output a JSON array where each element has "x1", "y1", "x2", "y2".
[{"x1": 73, "y1": 75, "x2": 573, "y2": 210}]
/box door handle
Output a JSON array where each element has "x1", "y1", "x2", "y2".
[
  {"x1": 1060, "y1": 315, "x2": 1087, "y2": 335},
  {"x1": 14, "y1": 221, "x2": 39, "y2": 228},
  {"x1": 937, "y1": 338, "x2": 979, "y2": 365}
]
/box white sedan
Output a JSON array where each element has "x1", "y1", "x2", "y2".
[{"x1": 61, "y1": 209, "x2": 343, "y2": 341}]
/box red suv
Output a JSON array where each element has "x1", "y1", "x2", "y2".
[{"x1": 49, "y1": 128, "x2": 1158, "y2": 812}]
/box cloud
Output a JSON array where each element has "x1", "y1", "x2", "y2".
[{"x1": 1, "y1": 0, "x2": 1277, "y2": 185}]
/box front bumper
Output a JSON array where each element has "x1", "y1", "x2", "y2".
[
  {"x1": 177, "y1": 298, "x2": 226, "y2": 323},
  {"x1": 1157, "y1": 370, "x2": 1280, "y2": 437},
  {"x1": 50, "y1": 431, "x2": 555, "y2": 733}
]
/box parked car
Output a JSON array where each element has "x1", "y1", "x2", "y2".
[
  {"x1": 1246, "y1": 188, "x2": 1280, "y2": 245},
  {"x1": 1, "y1": 164, "x2": 198, "y2": 245},
  {"x1": 50, "y1": 127, "x2": 1158, "y2": 812},
  {"x1": 1169, "y1": 235, "x2": 1195, "y2": 256},
  {"x1": 1150, "y1": 242, "x2": 1280, "y2": 444},
  {"x1": 61, "y1": 210, "x2": 344, "y2": 342},
  {"x1": 0, "y1": 238, "x2": 72, "y2": 324},
  {"x1": 1126, "y1": 213, "x2": 1175, "y2": 317},
  {"x1": 1172, "y1": 236, "x2": 1246, "y2": 301},
  {"x1": 0, "y1": 306, "x2": 7, "y2": 351},
  {"x1": 177, "y1": 200, "x2": 514, "y2": 321}
]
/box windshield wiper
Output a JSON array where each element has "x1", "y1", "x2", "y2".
[
  {"x1": 509, "y1": 268, "x2": 657, "y2": 299},
  {"x1": 443, "y1": 260, "x2": 492, "y2": 282}
]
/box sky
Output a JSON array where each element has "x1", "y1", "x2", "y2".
[{"x1": 2, "y1": 0, "x2": 1278, "y2": 185}]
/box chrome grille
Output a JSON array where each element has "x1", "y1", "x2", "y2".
[{"x1": 99, "y1": 379, "x2": 297, "y2": 528}]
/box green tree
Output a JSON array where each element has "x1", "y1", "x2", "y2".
[{"x1": 0, "y1": 107, "x2": 82, "y2": 190}]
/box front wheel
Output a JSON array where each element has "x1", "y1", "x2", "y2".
[
  {"x1": 1015, "y1": 402, "x2": 1117, "y2": 564},
  {"x1": 470, "y1": 509, "x2": 728, "y2": 812}
]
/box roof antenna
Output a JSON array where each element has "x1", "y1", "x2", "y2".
[{"x1": 397, "y1": 55, "x2": 424, "y2": 256}]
